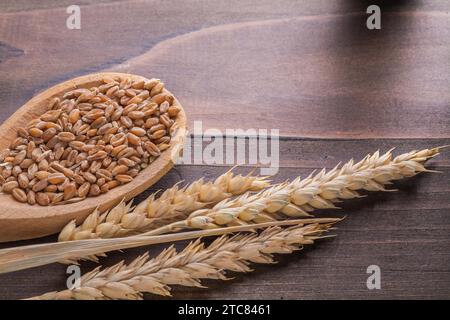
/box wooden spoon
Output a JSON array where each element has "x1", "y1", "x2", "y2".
[{"x1": 0, "y1": 72, "x2": 187, "y2": 242}]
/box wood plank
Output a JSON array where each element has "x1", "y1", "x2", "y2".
[
  {"x1": 0, "y1": 0, "x2": 449, "y2": 301},
  {"x1": 0, "y1": 138, "x2": 448, "y2": 299},
  {"x1": 0, "y1": 1, "x2": 449, "y2": 138}
]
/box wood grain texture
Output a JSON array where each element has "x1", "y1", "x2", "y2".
[
  {"x1": 0, "y1": 0, "x2": 449, "y2": 138},
  {"x1": 0, "y1": 0, "x2": 449, "y2": 300}
]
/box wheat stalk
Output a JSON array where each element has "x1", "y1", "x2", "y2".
[
  {"x1": 29, "y1": 221, "x2": 337, "y2": 300},
  {"x1": 58, "y1": 169, "x2": 270, "y2": 241},
  {"x1": 0, "y1": 218, "x2": 339, "y2": 274},
  {"x1": 135, "y1": 147, "x2": 444, "y2": 234},
  {"x1": 59, "y1": 147, "x2": 442, "y2": 242}
]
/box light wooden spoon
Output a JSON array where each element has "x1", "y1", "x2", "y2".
[{"x1": 0, "y1": 72, "x2": 187, "y2": 242}]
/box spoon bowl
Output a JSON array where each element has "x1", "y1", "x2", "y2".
[{"x1": 0, "y1": 72, "x2": 187, "y2": 242}]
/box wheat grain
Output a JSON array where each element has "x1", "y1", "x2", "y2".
[
  {"x1": 58, "y1": 169, "x2": 270, "y2": 241},
  {"x1": 29, "y1": 221, "x2": 336, "y2": 300}
]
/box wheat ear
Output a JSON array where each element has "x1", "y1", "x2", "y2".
[
  {"x1": 59, "y1": 169, "x2": 269, "y2": 241},
  {"x1": 142, "y1": 147, "x2": 443, "y2": 234},
  {"x1": 0, "y1": 218, "x2": 340, "y2": 274},
  {"x1": 29, "y1": 221, "x2": 336, "y2": 300}
]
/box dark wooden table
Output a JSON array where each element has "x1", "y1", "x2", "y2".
[{"x1": 0, "y1": 0, "x2": 449, "y2": 300}]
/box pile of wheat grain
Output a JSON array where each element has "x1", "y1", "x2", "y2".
[{"x1": 0, "y1": 76, "x2": 180, "y2": 205}]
